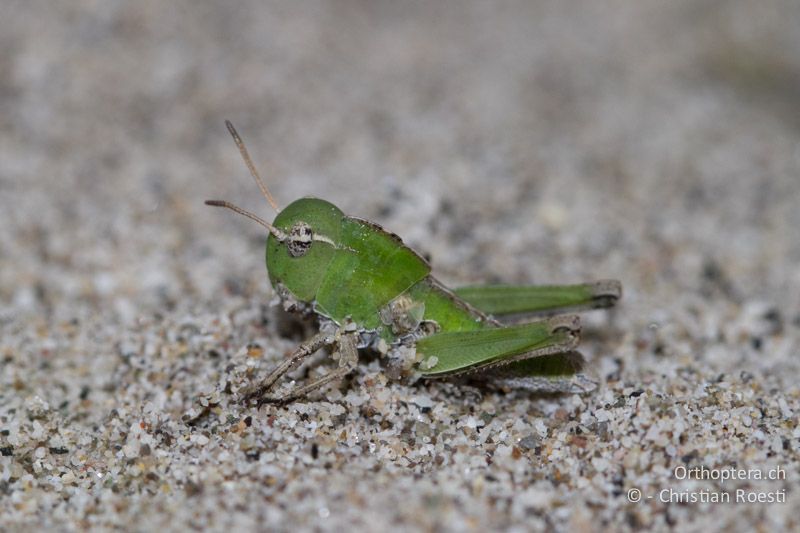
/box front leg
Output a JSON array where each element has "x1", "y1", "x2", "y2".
[
  {"x1": 241, "y1": 330, "x2": 334, "y2": 405},
  {"x1": 258, "y1": 332, "x2": 359, "y2": 405},
  {"x1": 244, "y1": 330, "x2": 360, "y2": 406}
]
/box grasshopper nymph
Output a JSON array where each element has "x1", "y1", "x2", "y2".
[{"x1": 207, "y1": 121, "x2": 621, "y2": 405}]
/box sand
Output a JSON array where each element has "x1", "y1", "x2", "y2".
[{"x1": 2, "y1": 1, "x2": 799, "y2": 531}]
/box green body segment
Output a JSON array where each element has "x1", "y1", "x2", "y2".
[
  {"x1": 403, "y1": 278, "x2": 487, "y2": 334},
  {"x1": 416, "y1": 321, "x2": 574, "y2": 376},
  {"x1": 267, "y1": 198, "x2": 344, "y2": 301},
  {"x1": 454, "y1": 283, "x2": 619, "y2": 315},
  {"x1": 490, "y1": 352, "x2": 584, "y2": 378},
  {"x1": 315, "y1": 218, "x2": 430, "y2": 328}
]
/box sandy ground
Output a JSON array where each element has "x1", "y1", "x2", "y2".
[{"x1": 2, "y1": 1, "x2": 800, "y2": 531}]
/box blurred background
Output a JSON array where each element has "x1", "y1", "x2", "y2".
[
  {"x1": 3, "y1": 0, "x2": 799, "y2": 320},
  {"x1": 1, "y1": 1, "x2": 799, "y2": 529}
]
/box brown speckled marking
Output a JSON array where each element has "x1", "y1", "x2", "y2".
[{"x1": 286, "y1": 222, "x2": 313, "y2": 257}]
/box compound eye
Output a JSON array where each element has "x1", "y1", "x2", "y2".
[{"x1": 287, "y1": 222, "x2": 313, "y2": 257}]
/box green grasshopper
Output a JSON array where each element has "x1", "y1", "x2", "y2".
[{"x1": 207, "y1": 122, "x2": 621, "y2": 405}]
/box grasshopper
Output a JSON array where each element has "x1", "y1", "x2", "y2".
[{"x1": 207, "y1": 121, "x2": 621, "y2": 405}]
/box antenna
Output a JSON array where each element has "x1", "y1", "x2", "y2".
[
  {"x1": 225, "y1": 120, "x2": 280, "y2": 212},
  {"x1": 205, "y1": 200, "x2": 286, "y2": 241}
]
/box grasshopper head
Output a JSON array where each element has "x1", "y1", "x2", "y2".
[
  {"x1": 207, "y1": 122, "x2": 345, "y2": 307},
  {"x1": 266, "y1": 197, "x2": 344, "y2": 304}
]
